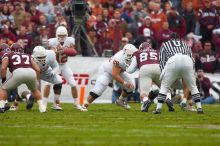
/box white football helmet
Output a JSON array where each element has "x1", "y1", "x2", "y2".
[
  {"x1": 123, "y1": 44, "x2": 137, "y2": 63},
  {"x1": 33, "y1": 46, "x2": 47, "y2": 66},
  {"x1": 56, "y1": 26, "x2": 68, "y2": 43}
]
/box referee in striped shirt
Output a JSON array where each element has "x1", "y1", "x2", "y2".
[{"x1": 153, "y1": 33, "x2": 204, "y2": 114}]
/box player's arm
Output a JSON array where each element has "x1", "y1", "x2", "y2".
[
  {"x1": 112, "y1": 60, "x2": 124, "y2": 85},
  {"x1": 126, "y1": 56, "x2": 138, "y2": 74},
  {"x1": 1, "y1": 57, "x2": 9, "y2": 83},
  {"x1": 31, "y1": 59, "x2": 41, "y2": 80}
]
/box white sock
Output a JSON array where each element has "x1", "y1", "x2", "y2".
[
  {"x1": 37, "y1": 99, "x2": 44, "y2": 107},
  {"x1": 43, "y1": 97, "x2": 48, "y2": 106},
  {"x1": 54, "y1": 94, "x2": 60, "y2": 102},
  {"x1": 119, "y1": 95, "x2": 125, "y2": 101},
  {"x1": 181, "y1": 98, "x2": 187, "y2": 104},
  {"x1": 143, "y1": 97, "x2": 149, "y2": 102},
  {"x1": 196, "y1": 102, "x2": 202, "y2": 109},
  {"x1": 156, "y1": 103, "x2": 163, "y2": 109},
  {"x1": 166, "y1": 92, "x2": 171, "y2": 100},
  {"x1": 73, "y1": 97, "x2": 79, "y2": 106},
  {"x1": 0, "y1": 100, "x2": 6, "y2": 108},
  {"x1": 26, "y1": 94, "x2": 32, "y2": 100}
]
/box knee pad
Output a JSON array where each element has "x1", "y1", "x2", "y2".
[
  {"x1": 53, "y1": 83, "x2": 62, "y2": 94},
  {"x1": 90, "y1": 92, "x2": 99, "y2": 99},
  {"x1": 123, "y1": 89, "x2": 132, "y2": 95}
]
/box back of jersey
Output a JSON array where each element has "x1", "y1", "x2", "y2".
[
  {"x1": 134, "y1": 49, "x2": 159, "y2": 69},
  {"x1": 4, "y1": 52, "x2": 32, "y2": 73}
]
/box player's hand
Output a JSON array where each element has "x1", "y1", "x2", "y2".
[
  {"x1": 56, "y1": 44, "x2": 64, "y2": 53},
  {"x1": 123, "y1": 81, "x2": 134, "y2": 90}
]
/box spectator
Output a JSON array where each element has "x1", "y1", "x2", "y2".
[
  {"x1": 196, "y1": 40, "x2": 218, "y2": 73},
  {"x1": 196, "y1": 69, "x2": 216, "y2": 104},
  {"x1": 198, "y1": 0, "x2": 218, "y2": 43},
  {"x1": 0, "y1": 24, "x2": 17, "y2": 44},
  {"x1": 121, "y1": 0, "x2": 133, "y2": 24},
  {"x1": 156, "y1": 21, "x2": 173, "y2": 48},
  {"x1": 137, "y1": 16, "x2": 154, "y2": 36},
  {"x1": 37, "y1": 0, "x2": 55, "y2": 23},
  {"x1": 180, "y1": 1, "x2": 197, "y2": 34},
  {"x1": 17, "y1": 25, "x2": 33, "y2": 54},
  {"x1": 95, "y1": 30, "x2": 114, "y2": 57},
  {"x1": 93, "y1": 14, "x2": 108, "y2": 39},
  {"x1": 149, "y1": 2, "x2": 167, "y2": 33},
  {"x1": 108, "y1": 10, "x2": 127, "y2": 54},
  {"x1": 12, "y1": 2, "x2": 26, "y2": 29},
  {"x1": 102, "y1": 8, "x2": 110, "y2": 24},
  {"x1": 167, "y1": 7, "x2": 186, "y2": 38},
  {"x1": 34, "y1": 25, "x2": 49, "y2": 48},
  {"x1": 29, "y1": 3, "x2": 43, "y2": 25},
  {"x1": 2, "y1": 4, "x2": 15, "y2": 28},
  {"x1": 133, "y1": 28, "x2": 156, "y2": 49}
]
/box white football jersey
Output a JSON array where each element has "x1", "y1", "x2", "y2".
[
  {"x1": 48, "y1": 37, "x2": 75, "y2": 64},
  {"x1": 103, "y1": 50, "x2": 128, "y2": 74}
]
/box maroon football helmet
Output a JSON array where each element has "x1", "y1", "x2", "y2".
[
  {"x1": 10, "y1": 43, "x2": 24, "y2": 53},
  {"x1": 139, "y1": 41, "x2": 152, "y2": 51},
  {"x1": 0, "y1": 43, "x2": 10, "y2": 53}
]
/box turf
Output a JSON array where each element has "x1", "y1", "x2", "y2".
[{"x1": 0, "y1": 103, "x2": 220, "y2": 146}]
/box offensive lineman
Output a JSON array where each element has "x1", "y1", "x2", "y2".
[
  {"x1": 153, "y1": 33, "x2": 203, "y2": 114},
  {"x1": 83, "y1": 44, "x2": 137, "y2": 110},
  {"x1": 126, "y1": 42, "x2": 174, "y2": 112},
  {"x1": 47, "y1": 26, "x2": 86, "y2": 111}
]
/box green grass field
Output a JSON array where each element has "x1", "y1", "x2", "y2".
[{"x1": 0, "y1": 103, "x2": 220, "y2": 146}]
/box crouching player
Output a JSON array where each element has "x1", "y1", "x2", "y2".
[{"x1": 83, "y1": 44, "x2": 138, "y2": 110}]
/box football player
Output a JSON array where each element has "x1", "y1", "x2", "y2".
[
  {"x1": 9, "y1": 46, "x2": 63, "y2": 111},
  {"x1": 47, "y1": 26, "x2": 86, "y2": 111},
  {"x1": 126, "y1": 42, "x2": 174, "y2": 112},
  {"x1": 83, "y1": 44, "x2": 137, "y2": 110},
  {"x1": 0, "y1": 43, "x2": 46, "y2": 113}
]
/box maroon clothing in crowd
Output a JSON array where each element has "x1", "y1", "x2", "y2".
[
  {"x1": 156, "y1": 29, "x2": 173, "y2": 48},
  {"x1": 17, "y1": 35, "x2": 33, "y2": 54},
  {"x1": 198, "y1": 50, "x2": 217, "y2": 73},
  {"x1": 198, "y1": 76, "x2": 212, "y2": 98},
  {"x1": 95, "y1": 37, "x2": 114, "y2": 56}
]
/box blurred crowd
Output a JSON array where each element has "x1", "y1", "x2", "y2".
[{"x1": 1, "y1": 0, "x2": 220, "y2": 74}]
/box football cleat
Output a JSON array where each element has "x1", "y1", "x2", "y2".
[
  {"x1": 115, "y1": 99, "x2": 131, "y2": 110},
  {"x1": 185, "y1": 104, "x2": 197, "y2": 112},
  {"x1": 52, "y1": 104, "x2": 63, "y2": 111},
  {"x1": 179, "y1": 101, "x2": 187, "y2": 111},
  {"x1": 9, "y1": 105, "x2": 18, "y2": 111},
  {"x1": 75, "y1": 104, "x2": 88, "y2": 112},
  {"x1": 152, "y1": 108, "x2": 162, "y2": 114},
  {"x1": 0, "y1": 108, "x2": 5, "y2": 113},
  {"x1": 197, "y1": 108, "x2": 204, "y2": 114},
  {"x1": 141, "y1": 100, "x2": 152, "y2": 112},
  {"x1": 165, "y1": 98, "x2": 175, "y2": 112},
  {"x1": 26, "y1": 95, "x2": 34, "y2": 110},
  {"x1": 39, "y1": 105, "x2": 46, "y2": 113},
  {"x1": 4, "y1": 103, "x2": 10, "y2": 111}
]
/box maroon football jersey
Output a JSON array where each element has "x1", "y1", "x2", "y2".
[
  {"x1": 3, "y1": 52, "x2": 32, "y2": 72},
  {"x1": 133, "y1": 49, "x2": 159, "y2": 69}
]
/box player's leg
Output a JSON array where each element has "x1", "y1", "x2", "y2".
[
  {"x1": 115, "y1": 72, "x2": 135, "y2": 110},
  {"x1": 181, "y1": 57, "x2": 203, "y2": 114},
  {"x1": 61, "y1": 64, "x2": 84, "y2": 110},
  {"x1": 83, "y1": 73, "x2": 110, "y2": 110},
  {"x1": 141, "y1": 65, "x2": 160, "y2": 112},
  {"x1": 43, "y1": 84, "x2": 51, "y2": 107},
  {"x1": 153, "y1": 61, "x2": 180, "y2": 114},
  {"x1": 0, "y1": 88, "x2": 9, "y2": 113},
  {"x1": 24, "y1": 68, "x2": 46, "y2": 113}
]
